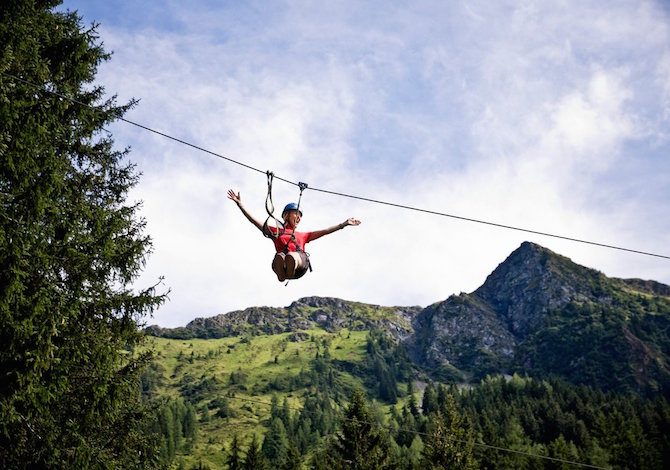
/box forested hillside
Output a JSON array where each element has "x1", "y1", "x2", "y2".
[
  {"x1": 143, "y1": 242, "x2": 670, "y2": 468},
  {"x1": 144, "y1": 329, "x2": 670, "y2": 469}
]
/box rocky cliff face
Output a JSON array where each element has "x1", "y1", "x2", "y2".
[
  {"x1": 474, "y1": 242, "x2": 610, "y2": 338},
  {"x1": 409, "y1": 242, "x2": 601, "y2": 373},
  {"x1": 146, "y1": 296, "x2": 421, "y2": 341},
  {"x1": 407, "y1": 242, "x2": 670, "y2": 395},
  {"x1": 409, "y1": 293, "x2": 517, "y2": 381}
]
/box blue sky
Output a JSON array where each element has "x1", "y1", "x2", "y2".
[{"x1": 59, "y1": 1, "x2": 670, "y2": 327}]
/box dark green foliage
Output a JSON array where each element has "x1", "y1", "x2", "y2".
[
  {"x1": 280, "y1": 397, "x2": 292, "y2": 427},
  {"x1": 180, "y1": 374, "x2": 219, "y2": 403},
  {"x1": 395, "y1": 403, "x2": 421, "y2": 448},
  {"x1": 189, "y1": 461, "x2": 211, "y2": 470},
  {"x1": 154, "y1": 398, "x2": 198, "y2": 466},
  {"x1": 261, "y1": 417, "x2": 290, "y2": 467},
  {"x1": 292, "y1": 392, "x2": 338, "y2": 453},
  {"x1": 258, "y1": 346, "x2": 354, "y2": 401},
  {"x1": 0, "y1": 1, "x2": 166, "y2": 468},
  {"x1": 226, "y1": 434, "x2": 242, "y2": 470},
  {"x1": 211, "y1": 396, "x2": 234, "y2": 419},
  {"x1": 392, "y1": 435, "x2": 423, "y2": 470},
  {"x1": 145, "y1": 325, "x2": 196, "y2": 340},
  {"x1": 243, "y1": 434, "x2": 268, "y2": 470},
  {"x1": 407, "y1": 389, "x2": 421, "y2": 418},
  {"x1": 325, "y1": 388, "x2": 390, "y2": 469},
  {"x1": 229, "y1": 368, "x2": 248, "y2": 387},
  {"x1": 420, "y1": 393, "x2": 476, "y2": 469},
  {"x1": 363, "y1": 329, "x2": 413, "y2": 403},
  {"x1": 282, "y1": 440, "x2": 302, "y2": 470},
  {"x1": 422, "y1": 382, "x2": 439, "y2": 415},
  {"x1": 141, "y1": 362, "x2": 166, "y2": 397},
  {"x1": 459, "y1": 375, "x2": 670, "y2": 469},
  {"x1": 517, "y1": 299, "x2": 670, "y2": 396},
  {"x1": 150, "y1": 336, "x2": 670, "y2": 468}
]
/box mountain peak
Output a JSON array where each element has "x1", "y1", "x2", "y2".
[
  {"x1": 502, "y1": 241, "x2": 557, "y2": 265},
  {"x1": 474, "y1": 242, "x2": 605, "y2": 338},
  {"x1": 287, "y1": 296, "x2": 355, "y2": 311}
]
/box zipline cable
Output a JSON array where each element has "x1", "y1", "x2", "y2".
[
  {"x1": 225, "y1": 394, "x2": 607, "y2": 469},
  {"x1": 4, "y1": 72, "x2": 669, "y2": 261},
  {"x1": 1, "y1": 73, "x2": 272, "y2": 179},
  {"x1": 306, "y1": 185, "x2": 670, "y2": 260}
]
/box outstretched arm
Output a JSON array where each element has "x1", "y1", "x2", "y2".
[
  {"x1": 308, "y1": 218, "x2": 361, "y2": 242},
  {"x1": 227, "y1": 189, "x2": 264, "y2": 232}
]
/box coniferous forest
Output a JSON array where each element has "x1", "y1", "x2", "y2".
[
  {"x1": 1, "y1": 1, "x2": 166, "y2": 468},
  {"x1": 2, "y1": 2, "x2": 670, "y2": 469},
  {"x1": 143, "y1": 330, "x2": 670, "y2": 469}
]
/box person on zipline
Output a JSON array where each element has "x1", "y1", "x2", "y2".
[{"x1": 227, "y1": 189, "x2": 361, "y2": 281}]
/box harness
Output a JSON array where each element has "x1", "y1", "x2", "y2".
[{"x1": 262, "y1": 172, "x2": 312, "y2": 277}]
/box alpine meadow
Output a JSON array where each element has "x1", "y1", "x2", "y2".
[{"x1": 2, "y1": 2, "x2": 670, "y2": 470}]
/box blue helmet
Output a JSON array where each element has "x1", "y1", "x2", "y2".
[{"x1": 282, "y1": 203, "x2": 302, "y2": 217}]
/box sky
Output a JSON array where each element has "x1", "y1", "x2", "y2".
[{"x1": 59, "y1": 0, "x2": 670, "y2": 328}]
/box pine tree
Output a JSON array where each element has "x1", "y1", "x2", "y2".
[
  {"x1": 159, "y1": 405, "x2": 177, "y2": 463},
  {"x1": 486, "y1": 417, "x2": 543, "y2": 469},
  {"x1": 270, "y1": 394, "x2": 280, "y2": 420},
  {"x1": 282, "y1": 440, "x2": 302, "y2": 470},
  {"x1": 376, "y1": 358, "x2": 398, "y2": 403},
  {"x1": 422, "y1": 382, "x2": 439, "y2": 416},
  {"x1": 183, "y1": 403, "x2": 198, "y2": 442},
  {"x1": 408, "y1": 390, "x2": 421, "y2": 419},
  {"x1": 436, "y1": 384, "x2": 450, "y2": 409},
  {"x1": 261, "y1": 417, "x2": 290, "y2": 467},
  {"x1": 396, "y1": 405, "x2": 418, "y2": 447},
  {"x1": 226, "y1": 434, "x2": 243, "y2": 470},
  {"x1": 0, "y1": 2, "x2": 166, "y2": 467},
  {"x1": 280, "y1": 397, "x2": 292, "y2": 431},
  {"x1": 243, "y1": 434, "x2": 267, "y2": 470},
  {"x1": 546, "y1": 435, "x2": 580, "y2": 469},
  {"x1": 328, "y1": 388, "x2": 390, "y2": 469},
  {"x1": 421, "y1": 394, "x2": 477, "y2": 469},
  {"x1": 408, "y1": 435, "x2": 424, "y2": 468},
  {"x1": 172, "y1": 400, "x2": 184, "y2": 454}
]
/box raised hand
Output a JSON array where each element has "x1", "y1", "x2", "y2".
[{"x1": 227, "y1": 189, "x2": 241, "y2": 205}]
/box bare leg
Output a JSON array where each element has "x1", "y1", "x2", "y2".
[
  {"x1": 272, "y1": 253, "x2": 287, "y2": 281},
  {"x1": 285, "y1": 252, "x2": 303, "y2": 279}
]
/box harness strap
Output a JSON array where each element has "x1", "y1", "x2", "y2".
[
  {"x1": 284, "y1": 183, "x2": 313, "y2": 272},
  {"x1": 262, "y1": 171, "x2": 285, "y2": 239},
  {"x1": 284, "y1": 181, "x2": 308, "y2": 253}
]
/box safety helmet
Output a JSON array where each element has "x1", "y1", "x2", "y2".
[{"x1": 282, "y1": 203, "x2": 303, "y2": 217}]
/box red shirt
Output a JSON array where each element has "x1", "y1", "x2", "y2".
[{"x1": 268, "y1": 226, "x2": 312, "y2": 253}]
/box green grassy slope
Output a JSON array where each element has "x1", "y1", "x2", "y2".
[{"x1": 145, "y1": 328, "x2": 395, "y2": 468}]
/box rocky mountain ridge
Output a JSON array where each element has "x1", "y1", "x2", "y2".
[
  {"x1": 410, "y1": 242, "x2": 670, "y2": 395},
  {"x1": 146, "y1": 296, "x2": 421, "y2": 341},
  {"x1": 147, "y1": 242, "x2": 670, "y2": 396}
]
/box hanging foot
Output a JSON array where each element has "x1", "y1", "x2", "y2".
[{"x1": 272, "y1": 253, "x2": 287, "y2": 281}]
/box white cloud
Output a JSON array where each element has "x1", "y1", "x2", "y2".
[{"x1": 60, "y1": 0, "x2": 670, "y2": 326}]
